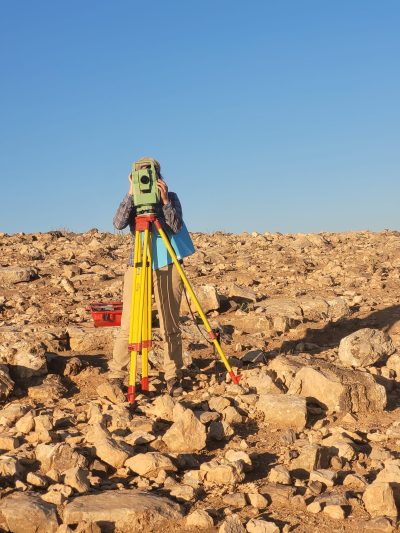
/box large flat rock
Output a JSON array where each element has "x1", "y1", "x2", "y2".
[
  {"x1": 0, "y1": 492, "x2": 58, "y2": 533},
  {"x1": 63, "y1": 489, "x2": 183, "y2": 531}
]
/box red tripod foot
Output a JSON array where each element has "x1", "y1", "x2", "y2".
[
  {"x1": 127, "y1": 385, "x2": 135, "y2": 404},
  {"x1": 229, "y1": 370, "x2": 241, "y2": 384},
  {"x1": 141, "y1": 377, "x2": 149, "y2": 392}
]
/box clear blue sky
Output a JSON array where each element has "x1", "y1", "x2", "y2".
[{"x1": 1, "y1": 1, "x2": 399, "y2": 234}]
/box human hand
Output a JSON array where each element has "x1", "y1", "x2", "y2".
[
  {"x1": 157, "y1": 178, "x2": 170, "y2": 205},
  {"x1": 128, "y1": 173, "x2": 133, "y2": 195}
]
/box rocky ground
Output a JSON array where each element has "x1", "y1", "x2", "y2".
[{"x1": 1, "y1": 228, "x2": 400, "y2": 532}]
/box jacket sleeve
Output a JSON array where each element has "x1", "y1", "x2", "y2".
[
  {"x1": 162, "y1": 192, "x2": 183, "y2": 234},
  {"x1": 113, "y1": 193, "x2": 134, "y2": 230}
]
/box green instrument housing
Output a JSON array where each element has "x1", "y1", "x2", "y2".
[{"x1": 131, "y1": 159, "x2": 161, "y2": 215}]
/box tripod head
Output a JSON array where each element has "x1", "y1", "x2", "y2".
[{"x1": 131, "y1": 158, "x2": 161, "y2": 215}]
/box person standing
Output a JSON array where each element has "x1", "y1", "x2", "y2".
[{"x1": 109, "y1": 157, "x2": 195, "y2": 397}]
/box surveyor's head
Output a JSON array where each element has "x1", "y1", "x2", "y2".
[{"x1": 135, "y1": 157, "x2": 161, "y2": 178}]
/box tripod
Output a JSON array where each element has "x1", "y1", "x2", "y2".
[{"x1": 127, "y1": 214, "x2": 241, "y2": 404}]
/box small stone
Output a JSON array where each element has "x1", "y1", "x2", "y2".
[
  {"x1": 125, "y1": 452, "x2": 176, "y2": 478},
  {"x1": 0, "y1": 434, "x2": 20, "y2": 451},
  {"x1": 246, "y1": 518, "x2": 280, "y2": 533},
  {"x1": 170, "y1": 484, "x2": 198, "y2": 502},
  {"x1": 223, "y1": 493, "x2": 247, "y2": 507},
  {"x1": 362, "y1": 517, "x2": 394, "y2": 532},
  {"x1": 268, "y1": 465, "x2": 291, "y2": 485},
  {"x1": 204, "y1": 462, "x2": 245, "y2": 486},
  {"x1": 85, "y1": 425, "x2": 129, "y2": 469},
  {"x1": 64, "y1": 466, "x2": 90, "y2": 493},
  {"x1": 291, "y1": 445, "x2": 330, "y2": 471},
  {"x1": 219, "y1": 514, "x2": 246, "y2": 533},
  {"x1": 309, "y1": 469, "x2": 337, "y2": 487},
  {"x1": 163, "y1": 405, "x2": 207, "y2": 452},
  {"x1": 186, "y1": 509, "x2": 214, "y2": 529},
  {"x1": 323, "y1": 504, "x2": 345, "y2": 519},
  {"x1": 15, "y1": 410, "x2": 35, "y2": 434},
  {"x1": 96, "y1": 382, "x2": 125, "y2": 403},
  {"x1": 0, "y1": 266, "x2": 37, "y2": 284},
  {"x1": 307, "y1": 501, "x2": 322, "y2": 514},
  {"x1": 27, "y1": 471, "x2": 49, "y2": 488},
  {"x1": 247, "y1": 493, "x2": 269, "y2": 510},
  {"x1": 343, "y1": 473, "x2": 368, "y2": 490}
]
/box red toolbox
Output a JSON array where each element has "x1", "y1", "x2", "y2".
[{"x1": 87, "y1": 301, "x2": 123, "y2": 327}]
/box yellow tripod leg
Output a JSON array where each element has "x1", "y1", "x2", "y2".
[
  {"x1": 128, "y1": 231, "x2": 141, "y2": 403},
  {"x1": 141, "y1": 232, "x2": 152, "y2": 391},
  {"x1": 130, "y1": 228, "x2": 149, "y2": 397},
  {"x1": 154, "y1": 221, "x2": 241, "y2": 384}
]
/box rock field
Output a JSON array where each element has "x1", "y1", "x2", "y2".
[{"x1": 1, "y1": 228, "x2": 400, "y2": 532}]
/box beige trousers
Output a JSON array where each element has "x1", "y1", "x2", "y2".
[{"x1": 109, "y1": 263, "x2": 184, "y2": 381}]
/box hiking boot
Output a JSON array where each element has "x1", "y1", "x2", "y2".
[{"x1": 166, "y1": 378, "x2": 183, "y2": 397}]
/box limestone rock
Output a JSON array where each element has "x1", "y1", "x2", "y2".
[
  {"x1": 10, "y1": 342, "x2": 48, "y2": 380},
  {"x1": 96, "y1": 381, "x2": 125, "y2": 403},
  {"x1": 125, "y1": 452, "x2": 177, "y2": 477},
  {"x1": 291, "y1": 445, "x2": 330, "y2": 471},
  {"x1": 85, "y1": 424, "x2": 130, "y2": 468},
  {"x1": 67, "y1": 326, "x2": 117, "y2": 354},
  {"x1": 63, "y1": 490, "x2": 182, "y2": 530},
  {"x1": 288, "y1": 364, "x2": 386, "y2": 413},
  {"x1": 35, "y1": 442, "x2": 87, "y2": 474},
  {"x1": 0, "y1": 267, "x2": 37, "y2": 284},
  {"x1": 338, "y1": 328, "x2": 396, "y2": 368},
  {"x1": 246, "y1": 519, "x2": 280, "y2": 533},
  {"x1": 362, "y1": 481, "x2": 398, "y2": 518},
  {"x1": 181, "y1": 284, "x2": 220, "y2": 313},
  {"x1": 0, "y1": 492, "x2": 58, "y2": 532},
  {"x1": 204, "y1": 461, "x2": 245, "y2": 485},
  {"x1": 268, "y1": 465, "x2": 291, "y2": 485},
  {"x1": 64, "y1": 466, "x2": 90, "y2": 493},
  {"x1": 163, "y1": 405, "x2": 207, "y2": 452},
  {"x1": 256, "y1": 394, "x2": 307, "y2": 430},
  {"x1": 28, "y1": 374, "x2": 67, "y2": 401},
  {"x1": 0, "y1": 368, "x2": 13, "y2": 401},
  {"x1": 150, "y1": 394, "x2": 175, "y2": 421},
  {"x1": 0, "y1": 455, "x2": 24, "y2": 477},
  {"x1": 186, "y1": 509, "x2": 214, "y2": 529},
  {"x1": 219, "y1": 514, "x2": 246, "y2": 533}
]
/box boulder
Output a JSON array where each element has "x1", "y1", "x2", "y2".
[
  {"x1": 338, "y1": 328, "x2": 395, "y2": 368},
  {"x1": 288, "y1": 364, "x2": 386, "y2": 413},
  {"x1": 0, "y1": 267, "x2": 37, "y2": 284},
  {"x1": 63, "y1": 490, "x2": 182, "y2": 530},
  {"x1": 256, "y1": 394, "x2": 307, "y2": 430},
  {"x1": 0, "y1": 492, "x2": 58, "y2": 532},
  {"x1": 9, "y1": 342, "x2": 48, "y2": 380}
]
